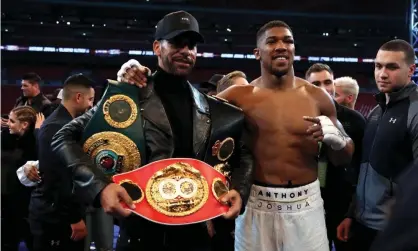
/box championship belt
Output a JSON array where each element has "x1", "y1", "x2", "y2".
[
  {"x1": 82, "y1": 80, "x2": 146, "y2": 177},
  {"x1": 112, "y1": 158, "x2": 230, "y2": 225}
]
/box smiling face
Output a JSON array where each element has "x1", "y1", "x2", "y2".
[
  {"x1": 7, "y1": 111, "x2": 27, "y2": 135},
  {"x1": 154, "y1": 33, "x2": 198, "y2": 76},
  {"x1": 254, "y1": 26, "x2": 295, "y2": 78}
]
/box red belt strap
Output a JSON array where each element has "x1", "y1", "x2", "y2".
[{"x1": 112, "y1": 158, "x2": 230, "y2": 225}]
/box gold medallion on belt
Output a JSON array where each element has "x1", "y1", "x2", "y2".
[
  {"x1": 212, "y1": 137, "x2": 235, "y2": 162},
  {"x1": 103, "y1": 94, "x2": 137, "y2": 129},
  {"x1": 146, "y1": 162, "x2": 209, "y2": 217},
  {"x1": 83, "y1": 132, "x2": 141, "y2": 176}
]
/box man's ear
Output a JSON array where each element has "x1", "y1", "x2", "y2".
[
  {"x1": 408, "y1": 63, "x2": 416, "y2": 78},
  {"x1": 153, "y1": 40, "x2": 161, "y2": 57},
  {"x1": 254, "y1": 48, "x2": 260, "y2": 61},
  {"x1": 346, "y1": 94, "x2": 354, "y2": 104}
]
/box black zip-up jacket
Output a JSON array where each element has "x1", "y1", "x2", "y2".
[{"x1": 353, "y1": 82, "x2": 418, "y2": 231}]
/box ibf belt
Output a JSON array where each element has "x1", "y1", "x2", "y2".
[{"x1": 112, "y1": 158, "x2": 230, "y2": 225}]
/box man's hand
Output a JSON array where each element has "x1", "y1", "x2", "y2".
[
  {"x1": 221, "y1": 189, "x2": 242, "y2": 219},
  {"x1": 336, "y1": 218, "x2": 353, "y2": 242},
  {"x1": 117, "y1": 59, "x2": 151, "y2": 88},
  {"x1": 70, "y1": 219, "x2": 88, "y2": 241},
  {"x1": 24, "y1": 165, "x2": 41, "y2": 182},
  {"x1": 1, "y1": 117, "x2": 9, "y2": 128},
  {"x1": 100, "y1": 183, "x2": 135, "y2": 217},
  {"x1": 304, "y1": 115, "x2": 347, "y2": 150}
]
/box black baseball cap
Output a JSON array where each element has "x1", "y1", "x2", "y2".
[
  {"x1": 205, "y1": 74, "x2": 225, "y2": 87},
  {"x1": 154, "y1": 11, "x2": 204, "y2": 43}
]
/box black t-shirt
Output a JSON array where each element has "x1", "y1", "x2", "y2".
[
  {"x1": 153, "y1": 68, "x2": 194, "y2": 158},
  {"x1": 321, "y1": 101, "x2": 366, "y2": 205}
]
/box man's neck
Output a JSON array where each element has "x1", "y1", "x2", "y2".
[
  {"x1": 26, "y1": 91, "x2": 41, "y2": 104},
  {"x1": 62, "y1": 102, "x2": 77, "y2": 118},
  {"x1": 259, "y1": 68, "x2": 295, "y2": 90}
]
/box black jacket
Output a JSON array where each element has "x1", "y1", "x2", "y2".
[
  {"x1": 51, "y1": 75, "x2": 254, "y2": 216},
  {"x1": 15, "y1": 93, "x2": 53, "y2": 117},
  {"x1": 1, "y1": 128, "x2": 37, "y2": 216},
  {"x1": 350, "y1": 82, "x2": 418, "y2": 230},
  {"x1": 369, "y1": 161, "x2": 418, "y2": 251},
  {"x1": 29, "y1": 105, "x2": 85, "y2": 226},
  {"x1": 320, "y1": 102, "x2": 366, "y2": 208}
]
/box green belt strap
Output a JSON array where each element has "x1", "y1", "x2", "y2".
[{"x1": 81, "y1": 80, "x2": 146, "y2": 177}]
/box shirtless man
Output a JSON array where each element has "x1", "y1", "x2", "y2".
[{"x1": 117, "y1": 20, "x2": 354, "y2": 251}]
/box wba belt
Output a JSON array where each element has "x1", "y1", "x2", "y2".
[
  {"x1": 81, "y1": 80, "x2": 146, "y2": 177},
  {"x1": 112, "y1": 158, "x2": 230, "y2": 225}
]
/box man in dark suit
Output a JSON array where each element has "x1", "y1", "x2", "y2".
[
  {"x1": 51, "y1": 11, "x2": 254, "y2": 251},
  {"x1": 14, "y1": 73, "x2": 53, "y2": 115},
  {"x1": 1, "y1": 73, "x2": 52, "y2": 128},
  {"x1": 29, "y1": 74, "x2": 95, "y2": 251}
]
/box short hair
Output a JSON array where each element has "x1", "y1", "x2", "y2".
[
  {"x1": 62, "y1": 74, "x2": 95, "y2": 101},
  {"x1": 216, "y1": 71, "x2": 247, "y2": 93},
  {"x1": 334, "y1": 76, "x2": 360, "y2": 101},
  {"x1": 379, "y1": 39, "x2": 415, "y2": 65},
  {"x1": 256, "y1": 20, "x2": 293, "y2": 45},
  {"x1": 305, "y1": 63, "x2": 334, "y2": 79},
  {"x1": 10, "y1": 106, "x2": 37, "y2": 130},
  {"x1": 22, "y1": 72, "x2": 42, "y2": 85}
]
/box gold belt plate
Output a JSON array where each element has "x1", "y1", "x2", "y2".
[
  {"x1": 145, "y1": 162, "x2": 209, "y2": 217},
  {"x1": 83, "y1": 132, "x2": 141, "y2": 176}
]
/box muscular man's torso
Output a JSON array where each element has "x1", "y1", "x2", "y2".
[{"x1": 222, "y1": 77, "x2": 327, "y2": 185}]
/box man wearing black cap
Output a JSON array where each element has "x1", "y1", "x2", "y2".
[
  {"x1": 29, "y1": 74, "x2": 95, "y2": 251},
  {"x1": 51, "y1": 10, "x2": 254, "y2": 251},
  {"x1": 200, "y1": 74, "x2": 224, "y2": 95}
]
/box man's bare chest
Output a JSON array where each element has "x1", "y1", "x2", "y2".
[{"x1": 240, "y1": 93, "x2": 320, "y2": 135}]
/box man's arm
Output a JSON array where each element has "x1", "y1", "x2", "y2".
[
  {"x1": 316, "y1": 89, "x2": 354, "y2": 166},
  {"x1": 40, "y1": 123, "x2": 86, "y2": 224},
  {"x1": 369, "y1": 162, "x2": 418, "y2": 251},
  {"x1": 51, "y1": 106, "x2": 111, "y2": 206},
  {"x1": 216, "y1": 84, "x2": 242, "y2": 105},
  {"x1": 408, "y1": 104, "x2": 418, "y2": 160},
  {"x1": 345, "y1": 194, "x2": 357, "y2": 219}
]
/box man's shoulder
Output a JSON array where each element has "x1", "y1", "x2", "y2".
[
  {"x1": 340, "y1": 105, "x2": 366, "y2": 123},
  {"x1": 300, "y1": 78, "x2": 329, "y2": 99},
  {"x1": 41, "y1": 95, "x2": 52, "y2": 105},
  {"x1": 218, "y1": 84, "x2": 255, "y2": 98},
  {"x1": 206, "y1": 95, "x2": 243, "y2": 112},
  {"x1": 39, "y1": 114, "x2": 68, "y2": 135}
]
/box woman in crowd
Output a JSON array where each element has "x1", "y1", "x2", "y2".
[{"x1": 1, "y1": 106, "x2": 44, "y2": 251}]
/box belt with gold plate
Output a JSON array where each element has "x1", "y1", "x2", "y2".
[{"x1": 112, "y1": 158, "x2": 230, "y2": 225}]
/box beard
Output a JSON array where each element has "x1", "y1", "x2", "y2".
[
  {"x1": 75, "y1": 106, "x2": 91, "y2": 117},
  {"x1": 160, "y1": 48, "x2": 195, "y2": 76},
  {"x1": 270, "y1": 65, "x2": 291, "y2": 78},
  {"x1": 163, "y1": 57, "x2": 194, "y2": 76},
  {"x1": 272, "y1": 68, "x2": 289, "y2": 78},
  {"x1": 262, "y1": 59, "x2": 292, "y2": 78}
]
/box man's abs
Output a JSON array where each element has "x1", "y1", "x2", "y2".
[{"x1": 253, "y1": 132, "x2": 319, "y2": 186}]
